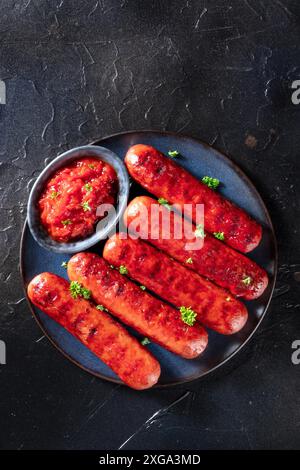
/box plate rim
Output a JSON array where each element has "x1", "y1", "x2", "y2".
[{"x1": 19, "y1": 129, "x2": 278, "y2": 389}]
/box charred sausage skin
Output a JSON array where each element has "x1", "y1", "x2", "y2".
[
  {"x1": 124, "y1": 196, "x2": 268, "y2": 300},
  {"x1": 27, "y1": 272, "x2": 161, "y2": 390},
  {"x1": 103, "y1": 234, "x2": 248, "y2": 335},
  {"x1": 67, "y1": 253, "x2": 208, "y2": 359},
  {"x1": 125, "y1": 144, "x2": 262, "y2": 253}
]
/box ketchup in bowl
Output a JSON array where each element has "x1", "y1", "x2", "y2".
[{"x1": 38, "y1": 158, "x2": 118, "y2": 243}]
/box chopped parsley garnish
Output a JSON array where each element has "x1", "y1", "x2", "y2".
[
  {"x1": 70, "y1": 281, "x2": 81, "y2": 298},
  {"x1": 180, "y1": 306, "x2": 197, "y2": 326},
  {"x1": 185, "y1": 257, "x2": 193, "y2": 264},
  {"x1": 158, "y1": 198, "x2": 171, "y2": 210},
  {"x1": 168, "y1": 150, "x2": 180, "y2": 158},
  {"x1": 81, "y1": 287, "x2": 91, "y2": 299},
  {"x1": 119, "y1": 265, "x2": 128, "y2": 275},
  {"x1": 96, "y1": 304, "x2": 108, "y2": 312},
  {"x1": 195, "y1": 224, "x2": 205, "y2": 238},
  {"x1": 141, "y1": 337, "x2": 151, "y2": 346},
  {"x1": 81, "y1": 201, "x2": 92, "y2": 212},
  {"x1": 84, "y1": 183, "x2": 93, "y2": 192},
  {"x1": 214, "y1": 231, "x2": 225, "y2": 241},
  {"x1": 202, "y1": 176, "x2": 220, "y2": 190},
  {"x1": 88, "y1": 164, "x2": 95, "y2": 169},
  {"x1": 61, "y1": 261, "x2": 68, "y2": 269},
  {"x1": 70, "y1": 281, "x2": 91, "y2": 300},
  {"x1": 242, "y1": 276, "x2": 252, "y2": 286},
  {"x1": 140, "y1": 285, "x2": 146, "y2": 291},
  {"x1": 61, "y1": 219, "x2": 72, "y2": 226},
  {"x1": 50, "y1": 191, "x2": 60, "y2": 199}
]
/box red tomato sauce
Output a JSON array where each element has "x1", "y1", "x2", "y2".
[{"x1": 38, "y1": 158, "x2": 118, "y2": 243}]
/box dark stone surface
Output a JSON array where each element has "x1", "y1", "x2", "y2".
[{"x1": 0, "y1": 0, "x2": 300, "y2": 450}]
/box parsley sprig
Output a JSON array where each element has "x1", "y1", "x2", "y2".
[
  {"x1": 180, "y1": 306, "x2": 197, "y2": 326},
  {"x1": 81, "y1": 201, "x2": 92, "y2": 212},
  {"x1": 84, "y1": 183, "x2": 93, "y2": 192},
  {"x1": 158, "y1": 198, "x2": 172, "y2": 210},
  {"x1": 242, "y1": 276, "x2": 252, "y2": 286},
  {"x1": 96, "y1": 304, "x2": 108, "y2": 312},
  {"x1": 214, "y1": 232, "x2": 225, "y2": 241},
  {"x1": 50, "y1": 191, "x2": 60, "y2": 199},
  {"x1": 61, "y1": 219, "x2": 72, "y2": 226},
  {"x1": 70, "y1": 281, "x2": 91, "y2": 300},
  {"x1": 202, "y1": 176, "x2": 220, "y2": 190},
  {"x1": 168, "y1": 150, "x2": 180, "y2": 158},
  {"x1": 141, "y1": 337, "x2": 151, "y2": 346},
  {"x1": 119, "y1": 265, "x2": 128, "y2": 275}
]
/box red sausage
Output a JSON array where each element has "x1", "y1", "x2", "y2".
[
  {"x1": 27, "y1": 272, "x2": 161, "y2": 390},
  {"x1": 103, "y1": 234, "x2": 248, "y2": 335},
  {"x1": 67, "y1": 253, "x2": 208, "y2": 359},
  {"x1": 123, "y1": 196, "x2": 268, "y2": 300},
  {"x1": 125, "y1": 144, "x2": 262, "y2": 253}
]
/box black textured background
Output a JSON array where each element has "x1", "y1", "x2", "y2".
[{"x1": 0, "y1": 0, "x2": 300, "y2": 450}]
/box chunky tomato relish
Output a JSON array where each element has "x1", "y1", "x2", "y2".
[{"x1": 38, "y1": 157, "x2": 118, "y2": 243}]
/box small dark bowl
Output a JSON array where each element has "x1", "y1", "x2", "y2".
[{"x1": 27, "y1": 145, "x2": 129, "y2": 253}]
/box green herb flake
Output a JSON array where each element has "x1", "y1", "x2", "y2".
[
  {"x1": 214, "y1": 231, "x2": 225, "y2": 241},
  {"x1": 141, "y1": 337, "x2": 151, "y2": 346},
  {"x1": 96, "y1": 304, "x2": 108, "y2": 312},
  {"x1": 202, "y1": 176, "x2": 220, "y2": 190},
  {"x1": 168, "y1": 150, "x2": 180, "y2": 158},
  {"x1": 70, "y1": 281, "x2": 91, "y2": 300},
  {"x1": 158, "y1": 197, "x2": 172, "y2": 210},
  {"x1": 61, "y1": 261, "x2": 68, "y2": 269},
  {"x1": 119, "y1": 265, "x2": 128, "y2": 275},
  {"x1": 242, "y1": 276, "x2": 252, "y2": 286},
  {"x1": 70, "y1": 281, "x2": 82, "y2": 299},
  {"x1": 50, "y1": 191, "x2": 60, "y2": 199},
  {"x1": 180, "y1": 306, "x2": 197, "y2": 326},
  {"x1": 81, "y1": 201, "x2": 92, "y2": 212},
  {"x1": 140, "y1": 285, "x2": 146, "y2": 291},
  {"x1": 88, "y1": 164, "x2": 95, "y2": 169},
  {"x1": 61, "y1": 219, "x2": 72, "y2": 226},
  {"x1": 81, "y1": 287, "x2": 91, "y2": 300},
  {"x1": 185, "y1": 257, "x2": 193, "y2": 264},
  {"x1": 195, "y1": 224, "x2": 205, "y2": 238},
  {"x1": 84, "y1": 183, "x2": 93, "y2": 192}
]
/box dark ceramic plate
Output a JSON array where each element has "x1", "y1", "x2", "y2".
[{"x1": 20, "y1": 130, "x2": 277, "y2": 387}]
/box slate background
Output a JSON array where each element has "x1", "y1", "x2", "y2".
[{"x1": 0, "y1": 0, "x2": 300, "y2": 450}]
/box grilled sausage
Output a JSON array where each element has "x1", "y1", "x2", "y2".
[
  {"x1": 125, "y1": 144, "x2": 262, "y2": 253},
  {"x1": 103, "y1": 234, "x2": 248, "y2": 335},
  {"x1": 123, "y1": 196, "x2": 268, "y2": 300},
  {"x1": 27, "y1": 272, "x2": 161, "y2": 390},
  {"x1": 67, "y1": 253, "x2": 208, "y2": 359}
]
